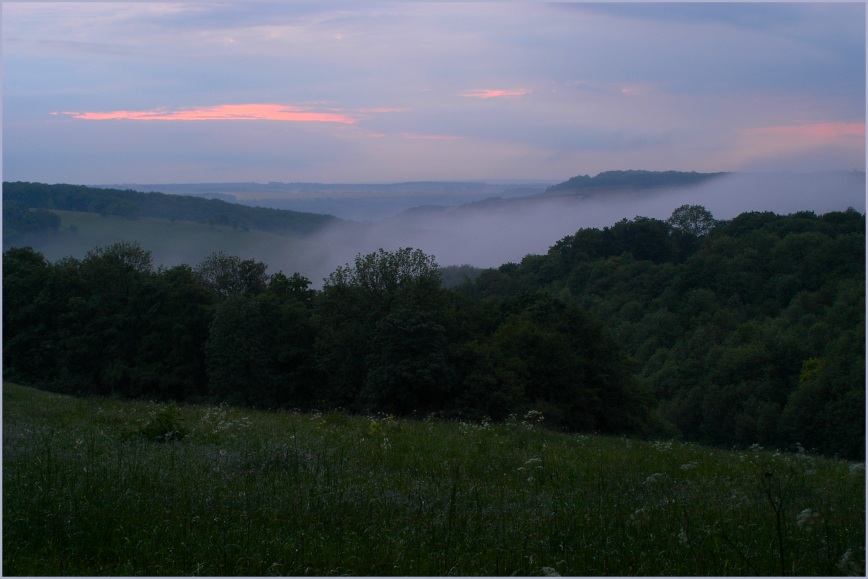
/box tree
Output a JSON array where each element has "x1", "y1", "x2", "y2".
[
  {"x1": 667, "y1": 204, "x2": 716, "y2": 237},
  {"x1": 323, "y1": 247, "x2": 442, "y2": 311},
  {"x1": 130, "y1": 264, "x2": 213, "y2": 401},
  {"x1": 459, "y1": 293, "x2": 653, "y2": 434},
  {"x1": 195, "y1": 251, "x2": 268, "y2": 300},
  {"x1": 361, "y1": 309, "x2": 455, "y2": 415},
  {"x1": 315, "y1": 247, "x2": 449, "y2": 411},
  {"x1": 2, "y1": 247, "x2": 62, "y2": 383}
]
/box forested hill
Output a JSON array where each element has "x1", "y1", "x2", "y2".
[
  {"x1": 544, "y1": 170, "x2": 727, "y2": 195},
  {"x1": 457, "y1": 206, "x2": 865, "y2": 458},
  {"x1": 3, "y1": 204, "x2": 864, "y2": 458},
  {"x1": 3, "y1": 181, "x2": 340, "y2": 237}
]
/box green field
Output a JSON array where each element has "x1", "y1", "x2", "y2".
[
  {"x1": 8, "y1": 210, "x2": 324, "y2": 276},
  {"x1": 3, "y1": 382, "x2": 864, "y2": 576}
]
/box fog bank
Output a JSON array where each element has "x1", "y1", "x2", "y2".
[{"x1": 292, "y1": 171, "x2": 864, "y2": 284}]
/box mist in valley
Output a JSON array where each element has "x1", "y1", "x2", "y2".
[
  {"x1": 291, "y1": 170, "x2": 865, "y2": 286},
  {"x1": 13, "y1": 171, "x2": 863, "y2": 288}
]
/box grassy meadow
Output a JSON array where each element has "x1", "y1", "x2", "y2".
[{"x1": 3, "y1": 382, "x2": 865, "y2": 576}]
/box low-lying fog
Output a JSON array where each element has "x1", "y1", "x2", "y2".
[
  {"x1": 290, "y1": 171, "x2": 865, "y2": 285},
  {"x1": 23, "y1": 171, "x2": 864, "y2": 287}
]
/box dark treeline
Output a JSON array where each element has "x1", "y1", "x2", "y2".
[
  {"x1": 2, "y1": 181, "x2": 339, "y2": 239},
  {"x1": 4, "y1": 205, "x2": 864, "y2": 458},
  {"x1": 544, "y1": 170, "x2": 727, "y2": 194}
]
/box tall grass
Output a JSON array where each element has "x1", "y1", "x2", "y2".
[{"x1": 3, "y1": 382, "x2": 864, "y2": 576}]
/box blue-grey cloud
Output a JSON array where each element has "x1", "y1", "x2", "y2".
[{"x1": 3, "y1": 2, "x2": 864, "y2": 184}]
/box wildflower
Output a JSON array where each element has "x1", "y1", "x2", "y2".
[
  {"x1": 524, "y1": 409, "x2": 544, "y2": 424},
  {"x1": 652, "y1": 440, "x2": 673, "y2": 452},
  {"x1": 680, "y1": 461, "x2": 698, "y2": 470},
  {"x1": 381, "y1": 437, "x2": 391, "y2": 451},
  {"x1": 678, "y1": 527, "x2": 689, "y2": 546},
  {"x1": 525, "y1": 457, "x2": 542, "y2": 466},
  {"x1": 645, "y1": 473, "x2": 664, "y2": 484},
  {"x1": 796, "y1": 508, "x2": 821, "y2": 530},
  {"x1": 837, "y1": 548, "x2": 863, "y2": 576},
  {"x1": 541, "y1": 567, "x2": 560, "y2": 577},
  {"x1": 849, "y1": 463, "x2": 865, "y2": 477}
]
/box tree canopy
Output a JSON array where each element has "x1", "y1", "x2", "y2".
[{"x1": 3, "y1": 206, "x2": 864, "y2": 458}]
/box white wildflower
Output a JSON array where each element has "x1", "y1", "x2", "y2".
[
  {"x1": 848, "y1": 463, "x2": 865, "y2": 477},
  {"x1": 541, "y1": 567, "x2": 560, "y2": 577},
  {"x1": 796, "y1": 508, "x2": 821, "y2": 530},
  {"x1": 678, "y1": 527, "x2": 688, "y2": 546},
  {"x1": 652, "y1": 440, "x2": 673, "y2": 452},
  {"x1": 525, "y1": 457, "x2": 542, "y2": 466},
  {"x1": 524, "y1": 409, "x2": 544, "y2": 424},
  {"x1": 680, "y1": 461, "x2": 698, "y2": 470},
  {"x1": 645, "y1": 473, "x2": 664, "y2": 484},
  {"x1": 837, "y1": 548, "x2": 863, "y2": 576}
]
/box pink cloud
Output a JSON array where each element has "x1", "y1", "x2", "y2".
[
  {"x1": 58, "y1": 103, "x2": 358, "y2": 124},
  {"x1": 462, "y1": 88, "x2": 530, "y2": 99}
]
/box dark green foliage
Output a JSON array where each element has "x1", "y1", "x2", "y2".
[
  {"x1": 314, "y1": 248, "x2": 452, "y2": 413},
  {"x1": 667, "y1": 204, "x2": 717, "y2": 237},
  {"x1": 451, "y1": 293, "x2": 653, "y2": 432},
  {"x1": 3, "y1": 201, "x2": 61, "y2": 246},
  {"x1": 195, "y1": 251, "x2": 269, "y2": 300},
  {"x1": 3, "y1": 205, "x2": 863, "y2": 455},
  {"x1": 137, "y1": 406, "x2": 188, "y2": 442},
  {"x1": 457, "y1": 206, "x2": 865, "y2": 458},
  {"x1": 205, "y1": 292, "x2": 318, "y2": 409},
  {"x1": 3, "y1": 181, "x2": 338, "y2": 238},
  {"x1": 545, "y1": 170, "x2": 726, "y2": 194},
  {"x1": 361, "y1": 309, "x2": 455, "y2": 414}
]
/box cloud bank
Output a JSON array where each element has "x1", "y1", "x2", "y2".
[{"x1": 57, "y1": 103, "x2": 359, "y2": 123}]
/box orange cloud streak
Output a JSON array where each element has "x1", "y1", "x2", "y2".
[
  {"x1": 60, "y1": 103, "x2": 358, "y2": 124},
  {"x1": 462, "y1": 88, "x2": 530, "y2": 99}
]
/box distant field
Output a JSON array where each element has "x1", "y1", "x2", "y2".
[
  {"x1": 7, "y1": 210, "x2": 326, "y2": 277},
  {"x1": 4, "y1": 382, "x2": 864, "y2": 576}
]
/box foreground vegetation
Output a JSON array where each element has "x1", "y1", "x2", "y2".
[
  {"x1": 5, "y1": 203, "x2": 864, "y2": 458},
  {"x1": 3, "y1": 382, "x2": 864, "y2": 576}
]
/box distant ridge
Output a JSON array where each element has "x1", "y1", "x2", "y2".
[
  {"x1": 544, "y1": 170, "x2": 728, "y2": 195},
  {"x1": 2, "y1": 181, "x2": 339, "y2": 237}
]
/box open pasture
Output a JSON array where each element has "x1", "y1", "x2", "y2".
[{"x1": 3, "y1": 382, "x2": 864, "y2": 576}]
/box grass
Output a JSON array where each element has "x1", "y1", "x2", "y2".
[
  {"x1": 3, "y1": 382, "x2": 864, "y2": 576},
  {"x1": 7, "y1": 210, "x2": 321, "y2": 276}
]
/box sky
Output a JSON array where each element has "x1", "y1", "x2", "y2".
[{"x1": 2, "y1": 1, "x2": 866, "y2": 185}]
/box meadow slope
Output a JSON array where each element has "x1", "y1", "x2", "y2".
[{"x1": 3, "y1": 382, "x2": 864, "y2": 576}]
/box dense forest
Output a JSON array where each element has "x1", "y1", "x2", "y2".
[
  {"x1": 3, "y1": 203, "x2": 864, "y2": 459},
  {"x1": 3, "y1": 181, "x2": 338, "y2": 242},
  {"x1": 543, "y1": 170, "x2": 727, "y2": 194}
]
